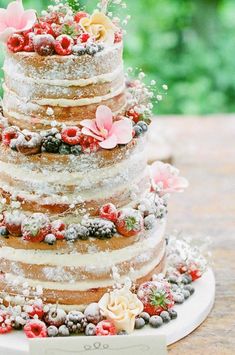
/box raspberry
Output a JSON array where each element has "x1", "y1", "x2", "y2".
[
  {"x1": 34, "y1": 22, "x2": 55, "y2": 37},
  {"x1": 114, "y1": 30, "x2": 123, "y2": 43},
  {"x1": 96, "y1": 320, "x2": 117, "y2": 336},
  {"x1": 78, "y1": 33, "x2": 90, "y2": 43},
  {"x1": 74, "y1": 12, "x2": 88, "y2": 23},
  {"x1": 61, "y1": 126, "x2": 81, "y2": 145},
  {"x1": 51, "y1": 220, "x2": 66, "y2": 240},
  {"x1": 7, "y1": 34, "x2": 25, "y2": 53},
  {"x1": 0, "y1": 310, "x2": 12, "y2": 334},
  {"x1": 21, "y1": 213, "x2": 51, "y2": 243},
  {"x1": 23, "y1": 32, "x2": 34, "y2": 52},
  {"x1": 54, "y1": 35, "x2": 74, "y2": 56},
  {"x1": 2, "y1": 126, "x2": 19, "y2": 146},
  {"x1": 33, "y1": 34, "x2": 55, "y2": 56},
  {"x1": 24, "y1": 320, "x2": 47, "y2": 338},
  {"x1": 126, "y1": 108, "x2": 141, "y2": 123},
  {"x1": 79, "y1": 134, "x2": 100, "y2": 153},
  {"x1": 100, "y1": 203, "x2": 118, "y2": 222},
  {"x1": 28, "y1": 304, "x2": 44, "y2": 319}
]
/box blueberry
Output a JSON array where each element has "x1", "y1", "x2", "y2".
[
  {"x1": 182, "y1": 289, "x2": 190, "y2": 299},
  {"x1": 70, "y1": 145, "x2": 82, "y2": 156},
  {"x1": 0, "y1": 226, "x2": 9, "y2": 237},
  {"x1": 173, "y1": 293, "x2": 185, "y2": 304},
  {"x1": 137, "y1": 121, "x2": 148, "y2": 132},
  {"x1": 47, "y1": 325, "x2": 58, "y2": 337},
  {"x1": 181, "y1": 274, "x2": 192, "y2": 284},
  {"x1": 160, "y1": 311, "x2": 171, "y2": 323},
  {"x1": 59, "y1": 143, "x2": 71, "y2": 155},
  {"x1": 168, "y1": 309, "x2": 178, "y2": 320},
  {"x1": 134, "y1": 317, "x2": 145, "y2": 329},
  {"x1": 184, "y1": 284, "x2": 195, "y2": 295},
  {"x1": 86, "y1": 44, "x2": 99, "y2": 56},
  {"x1": 133, "y1": 125, "x2": 143, "y2": 137},
  {"x1": 58, "y1": 325, "x2": 70, "y2": 336},
  {"x1": 118, "y1": 330, "x2": 128, "y2": 335},
  {"x1": 72, "y1": 45, "x2": 86, "y2": 56},
  {"x1": 139, "y1": 312, "x2": 150, "y2": 324},
  {"x1": 168, "y1": 275, "x2": 178, "y2": 284},
  {"x1": 44, "y1": 234, "x2": 56, "y2": 245},
  {"x1": 149, "y1": 315, "x2": 163, "y2": 328},
  {"x1": 65, "y1": 227, "x2": 78, "y2": 241},
  {"x1": 85, "y1": 323, "x2": 96, "y2": 336}
]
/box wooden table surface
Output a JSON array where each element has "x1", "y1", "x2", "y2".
[{"x1": 150, "y1": 115, "x2": 235, "y2": 355}]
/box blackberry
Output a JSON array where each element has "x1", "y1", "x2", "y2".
[
  {"x1": 42, "y1": 136, "x2": 61, "y2": 153},
  {"x1": 65, "y1": 224, "x2": 89, "y2": 241},
  {"x1": 76, "y1": 224, "x2": 89, "y2": 240},
  {"x1": 65, "y1": 311, "x2": 87, "y2": 334},
  {"x1": 154, "y1": 196, "x2": 168, "y2": 219},
  {"x1": 70, "y1": 145, "x2": 82, "y2": 156},
  {"x1": 81, "y1": 218, "x2": 116, "y2": 239},
  {"x1": 59, "y1": 143, "x2": 71, "y2": 155}
]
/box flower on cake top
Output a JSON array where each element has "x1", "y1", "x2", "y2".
[
  {"x1": 80, "y1": 105, "x2": 133, "y2": 149},
  {"x1": 150, "y1": 161, "x2": 189, "y2": 196},
  {"x1": 98, "y1": 279, "x2": 143, "y2": 333},
  {"x1": 0, "y1": 0, "x2": 36, "y2": 42},
  {"x1": 80, "y1": 11, "x2": 118, "y2": 45}
]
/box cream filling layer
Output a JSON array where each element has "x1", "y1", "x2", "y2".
[
  {"x1": 3, "y1": 83, "x2": 125, "y2": 107},
  {"x1": 4, "y1": 243, "x2": 166, "y2": 291},
  {"x1": 3, "y1": 64, "x2": 124, "y2": 88},
  {"x1": 0, "y1": 221, "x2": 166, "y2": 268}
]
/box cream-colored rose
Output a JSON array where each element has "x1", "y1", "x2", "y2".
[
  {"x1": 98, "y1": 284, "x2": 144, "y2": 334},
  {"x1": 80, "y1": 11, "x2": 118, "y2": 45}
]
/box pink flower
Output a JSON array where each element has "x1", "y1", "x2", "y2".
[
  {"x1": 0, "y1": 0, "x2": 36, "y2": 42},
  {"x1": 150, "y1": 161, "x2": 189, "y2": 196},
  {"x1": 80, "y1": 105, "x2": 133, "y2": 149}
]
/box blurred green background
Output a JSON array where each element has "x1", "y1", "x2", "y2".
[{"x1": 0, "y1": 0, "x2": 235, "y2": 114}]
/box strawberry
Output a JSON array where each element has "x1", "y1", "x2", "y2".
[
  {"x1": 3, "y1": 210, "x2": 25, "y2": 236},
  {"x1": 137, "y1": 281, "x2": 174, "y2": 316},
  {"x1": 51, "y1": 220, "x2": 66, "y2": 240},
  {"x1": 21, "y1": 213, "x2": 51, "y2": 243},
  {"x1": 24, "y1": 320, "x2": 47, "y2": 338},
  {"x1": 96, "y1": 320, "x2": 117, "y2": 336},
  {"x1": 2, "y1": 126, "x2": 19, "y2": 146},
  {"x1": 100, "y1": 203, "x2": 118, "y2": 222},
  {"x1": 7, "y1": 33, "x2": 25, "y2": 53},
  {"x1": 115, "y1": 208, "x2": 144, "y2": 237},
  {"x1": 74, "y1": 11, "x2": 89, "y2": 23},
  {"x1": 54, "y1": 35, "x2": 74, "y2": 56},
  {"x1": 61, "y1": 126, "x2": 81, "y2": 145}
]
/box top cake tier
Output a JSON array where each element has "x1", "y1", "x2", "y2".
[{"x1": 2, "y1": 43, "x2": 125, "y2": 131}]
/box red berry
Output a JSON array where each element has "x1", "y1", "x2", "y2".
[
  {"x1": 3, "y1": 210, "x2": 25, "y2": 236},
  {"x1": 116, "y1": 208, "x2": 144, "y2": 237},
  {"x1": 2, "y1": 126, "x2": 19, "y2": 146},
  {"x1": 137, "y1": 281, "x2": 174, "y2": 316},
  {"x1": 79, "y1": 134, "x2": 100, "y2": 153},
  {"x1": 54, "y1": 35, "x2": 74, "y2": 56},
  {"x1": 61, "y1": 126, "x2": 81, "y2": 145},
  {"x1": 96, "y1": 320, "x2": 117, "y2": 336},
  {"x1": 74, "y1": 11, "x2": 89, "y2": 23},
  {"x1": 7, "y1": 34, "x2": 25, "y2": 53},
  {"x1": 23, "y1": 32, "x2": 35, "y2": 52},
  {"x1": 78, "y1": 33, "x2": 90, "y2": 43},
  {"x1": 21, "y1": 213, "x2": 51, "y2": 243},
  {"x1": 187, "y1": 263, "x2": 202, "y2": 281},
  {"x1": 100, "y1": 203, "x2": 118, "y2": 222},
  {"x1": 24, "y1": 320, "x2": 47, "y2": 338},
  {"x1": 114, "y1": 30, "x2": 123, "y2": 43},
  {"x1": 126, "y1": 108, "x2": 141, "y2": 123},
  {"x1": 51, "y1": 220, "x2": 66, "y2": 240},
  {"x1": 33, "y1": 34, "x2": 55, "y2": 56},
  {"x1": 0, "y1": 310, "x2": 12, "y2": 334},
  {"x1": 28, "y1": 304, "x2": 44, "y2": 319},
  {"x1": 34, "y1": 22, "x2": 55, "y2": 37}
]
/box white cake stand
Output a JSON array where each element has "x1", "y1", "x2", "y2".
[{"x1": 0, "y1": 269, "x2": 215, "y2": 355}]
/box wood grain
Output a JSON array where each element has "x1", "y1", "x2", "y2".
[{"x1": 149, "y1": 116, "x2": 235, "y2": 354}]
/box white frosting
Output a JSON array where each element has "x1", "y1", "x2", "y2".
[
  {"x1": 4, "y1": 64, "x2": 124, "y2": 88},
  {"x1": 0, "y1": 221, "x2": 166, "y2": 268}
]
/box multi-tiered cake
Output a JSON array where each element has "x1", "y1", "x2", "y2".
[{"x1": 0, "y1": 1, "x2": 189, "y2": 335}]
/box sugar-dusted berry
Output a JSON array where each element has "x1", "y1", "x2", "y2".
[
  {"x1": 21, "y1": 213, "x2": 51, "y2": 243},
  {"x1": 78, "y1": 33, "x2": 90, "y2": 43},
  {"x1": 28, "y1": 304, "x2": 44, "y2": 319},
  {"x1": 33, "y1": 34, "x2": 55, "y2": 56},
  {"x1": 7, "y1": 34, "x2": 25, "y2": 53},
  {"x1": 0, "y1": 310, "x2": 12, "y2": 334},
  {"x1": 2, "y1": 126, "x2": 19, "y2": 146},
  {"x1": 116, "y1": 208, "x2": 144, "y2": 237},
  {"x1": 74, "y1": 12, "x2": 88, "y2": 23},
  {"x1": 96, "y1": 320, "x2": 117, "y2": 336},
  {"x1": 114, "y1": 30, "x2": 123, "y2": 43},
  {"x1": 44, "y1": 307, "x2": 66, "y2": 327},
  {"x1": 54, "y1": 35, "x2": 74, "y2": 56},
  {"x1": 51, "y1": 220, "x2": 66, "y2": 240},
  {"x1": 61, "y1": 126, "x2": 81, "y2": 145},
  {"x1": 24, "y1": 319, "x2": 47, "y2": 338},
  {"x1": 99, "y1": 203, "x2": 118, "y2": 222},
  {"x1": 3, "y1": 210, "x2": 25, "y2": 236}
]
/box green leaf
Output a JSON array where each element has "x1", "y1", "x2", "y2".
[{"x1": 67, "y1": 0, "x2": 80, "y2": 12}]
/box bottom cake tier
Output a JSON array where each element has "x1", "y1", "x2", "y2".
[{"x1": 0, "y1": 220, "x2": 166, "y2": 310}]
